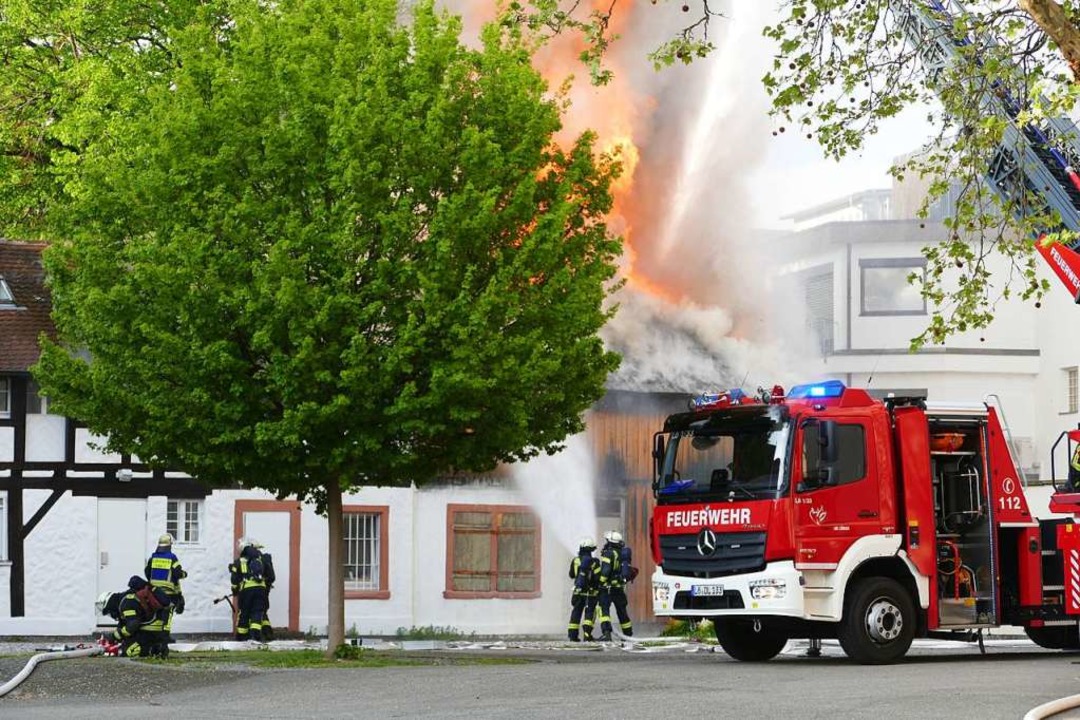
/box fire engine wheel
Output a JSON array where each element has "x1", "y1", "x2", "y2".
[
  {"x1": 1024, "y1": 625, "x2": 1080, "y2": 650},
  {"x1": 837, "y1": 577, "x2": 915, "y2": 665},
  {"x1": 714, "y1": 618, "x2": 788, "y2": 662}
]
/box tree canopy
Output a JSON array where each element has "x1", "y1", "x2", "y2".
[
  {"x1": 4, "y1": 0, "x2": 622, "y2": 650},
  {"x1": 26, "y1": 0, "x2": 621, "y2": 498}
]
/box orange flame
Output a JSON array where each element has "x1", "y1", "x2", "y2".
[{"x1": 455, "y1": 0, "x2": 663, "y2": 300}]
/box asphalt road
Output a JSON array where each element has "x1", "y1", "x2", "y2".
[{"x1": 3, "y1": 638, "x2": 1080, "y2": 719}]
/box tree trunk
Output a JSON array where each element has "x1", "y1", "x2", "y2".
[
  {"x1": 325, "y1": 480, "x2": 345, "y2": 659},
  {"x1": 1019, "y1": 0, "x2": 1080, "y2": 81}
]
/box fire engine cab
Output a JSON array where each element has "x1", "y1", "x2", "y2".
[{"x1": 649, "y1": 380, "x2": 1080, "y2": 664}]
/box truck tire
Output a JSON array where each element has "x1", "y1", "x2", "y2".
[
  {"x1": 837, "y1": 577, "x2": 915, "y2": 664},
  {"x1": 714, "y1": 618, "x2": 787, "y2": 662},
  {"x1": 1025, "y1": 625, "x2": 1080, "y2": 650}
]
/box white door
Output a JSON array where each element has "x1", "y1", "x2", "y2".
[
  {"x1": 96, "y1": 499, "x2": 147, "y2": 624},
  {"x1": 242, "y1": 511, "x2": 290, "y2": 631}
]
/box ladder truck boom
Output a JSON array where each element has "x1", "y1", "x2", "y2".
[{"x1": 891, "y1": 0, "x2": 1080, "y2": 302}]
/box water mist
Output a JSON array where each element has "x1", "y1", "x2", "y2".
[{"x1": 510, "y1": 434, "x2": 598, "y2": 556}]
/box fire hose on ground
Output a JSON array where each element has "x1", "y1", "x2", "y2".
[
  {"x1": 1024, "y1": 694, "x2": 1080, "y2": 720},
  {"x1": 0, "y1": 645, "x2": 103, "y2": 699}
]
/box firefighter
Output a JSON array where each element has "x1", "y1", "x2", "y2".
[
  {"x1": 1069, "y1": 442, "x2": 1080, "y2": 492},
  {"x1": 567, "y1": 537, "x2": 599, "y2": 642},
  {"x1": 254, "y1": 540, "x2": 276, "y2": 640},
  {"x1": 145, "y1": 533, "x2": 187, "y2": 637},
  {"x1": 597, "y1": 530, "x2": 634, "y2": 641},
  {"x1": 108, "y1": 578, "x2": 173, "y2": 658},
  {"x1": 230, "y1": 538, "x2": 269, "y2": 642}
]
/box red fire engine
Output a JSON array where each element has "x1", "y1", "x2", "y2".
[{"x1": 649, "y1": 380, "x2": 1080, "y2": 664}]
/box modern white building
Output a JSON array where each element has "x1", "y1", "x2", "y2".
[{"x1": 773, "y1": 186, "x2": 1080, "y2": 520}]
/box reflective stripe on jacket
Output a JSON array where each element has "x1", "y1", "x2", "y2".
[
  {"x1": 238, "y1": 557, "x2": 266, "y2": 590},
  {"x1": 146, "y1": 551, "x2": 183, "y2": 593},
  {"x1": 599, "y1": 546, "x2": 624, "y2": 588}
]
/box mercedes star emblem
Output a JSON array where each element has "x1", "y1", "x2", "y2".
[{"x1": 696, "y1": 528, "x2": 718, "y2": 557}]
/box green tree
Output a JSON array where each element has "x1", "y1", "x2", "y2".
[
  {"x1": 20, "y1": 0, "x2": 621, "y2": 653},
  {"x1": 509, "y1": 1, "x2": 1080, "y2": 346},
  {"x1": 0, "y1": 0, "x2": 216, "y2": 235}
]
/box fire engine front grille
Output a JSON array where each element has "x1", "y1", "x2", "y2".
[{"x1": 660, "y1": 531, "x2": 766, "y2": 578}]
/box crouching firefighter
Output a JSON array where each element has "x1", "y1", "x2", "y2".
[
  {"x1": 567, "y1": 537, "x2": 599, "y2": 642},
  {"x1": 98, "y1": 576, "x2": 173, "y2": 657},
  {"x1": 230, "y1": 538, "x2": 269, "y2": 642},
  {"x1": 597, "y1": 531, "x2": 635, "y2": 641}
]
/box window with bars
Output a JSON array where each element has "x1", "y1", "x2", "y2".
[
  {"x1": 1067, "y1": 367, "x2": 1079, "y2": 415},
  {"x1": 343, "y1": 506, "x2": 389, "y2": 598},
  {"x1": 445, "y1": 505, "x2": 540, "y2": 599},
  {"x1": 0, "y1": 377, "x2": 8, "y2": 417},
  {"x1": 166, "y1": 499, "x2": 202, "y2": 544}
]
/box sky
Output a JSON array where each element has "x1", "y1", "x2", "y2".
[
  {"x1": 748, "y1": 106, "x2": 938, "y2": 227},
  {"x1": 721, "y1": 5, "x2": 939, "y2": 229}
]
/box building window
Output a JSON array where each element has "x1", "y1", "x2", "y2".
[
  {"x1": 0, "y1": 494, "x2": 6, "y2": 561},
  {"x1": 805, "y1": 268, "x2": 834, "y2": 355},
  {"x1": 860, "y1": 258, "x2": 927, "y2": 316},
  {"x1": 0, "y1": 276, "x2": 13, "y2": 306},
  {"x1": 25, "y1": 379, "x2": 48, "y2": 415},
  {"x1": 445, "y1": 504, "x2": 540, "y2": 599},
  {"x1": 166, "y1": 499, "x2": 202, "y2": 544},
  {"x1": 343, "y1": 505, "x2": 389, "y2": 599},
  {"x1": 0, "y1": 377, "x2": 8, "y2": 417},
  {"x1": 1067, "y1": 367, "x2": 1079, "y2": 415}
]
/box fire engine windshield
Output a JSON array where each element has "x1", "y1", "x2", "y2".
[{"x1": 656, "y1": 407, "x2": 791, "y2": 502}]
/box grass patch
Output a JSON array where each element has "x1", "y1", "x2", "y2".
[
  {"x1": 148, "y1": 649, "x2": 529, "y2": 669},
  {"x1": 659, "y1": 619, "x2": 717, "y2": 643},
  {"x1": 395, "y1": 625, "x2": 476, "y2": 641}
]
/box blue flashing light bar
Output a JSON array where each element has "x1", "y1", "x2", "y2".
[{"x1": 787, "y1": 379, "x2": 846, "y2": 400}]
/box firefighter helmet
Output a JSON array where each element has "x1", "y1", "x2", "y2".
[
  {"x1": 157, "y1": 533, "x2": 174, "y2": 547},
  {"x1": 95, "y1": 591, "x2": 113, "y2": 615},
  {"x1": 237, "y1": 537, "x2": 250, "y2": 552},
  {"x1": 578, "y1": 537, "x2": 596, "y2": 552},
  {"x1": 605, "y1": 531, "x2": 624, "y2": 545}
]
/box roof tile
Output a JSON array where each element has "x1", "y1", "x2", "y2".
[{"x1": 0, "y1": 240, "x2": 55, "y2": 373}]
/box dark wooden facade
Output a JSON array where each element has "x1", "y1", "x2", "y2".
[{"x1": 586, "y1": 391, "x2": 687, "y2": 623}]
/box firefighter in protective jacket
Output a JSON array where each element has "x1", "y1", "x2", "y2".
[
  {"x1": 145, "y1": 533, "x2": 187, "y2": 634},
  {"x1": 567, "y1": 537, "x2": 599, "y2": 641},
  {"x1": 107, "y1": 578, "x2": 172, "y2": 657},
  {"x1": 254, "y1": 540, "x2": 277, "y2": 640},
  {"x1": 597, "y1": 531, "x2": 634, "y2": 640},
  {"x1": 230, "y1": 538, "x2": 269, "y2": 641}
]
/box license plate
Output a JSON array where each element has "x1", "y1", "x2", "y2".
[{"x1": 691, "y1": 584, "x2": 725, "y2": 597}]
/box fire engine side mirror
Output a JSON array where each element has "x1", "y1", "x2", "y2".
[
  {"x1": 652, "y1": 434, "x2": 666, "y2": 480},
  {"x1": 797, "y1": 466, "x2": 835, "y2": 493},
  {"x1": 819, "y1": 420, "x2": 839, "y2": 465},
  {"x1": 818, "y1": 466, "x2": 837, "y2": 486}
]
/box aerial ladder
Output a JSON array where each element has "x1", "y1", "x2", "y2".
[{"x1": 890, "y1": 0, "x2": 1080, "y2": 303}]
